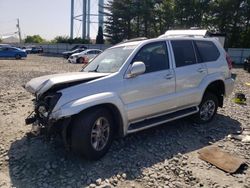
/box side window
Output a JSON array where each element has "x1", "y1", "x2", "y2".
[
  {"x1": 133, "y1": 42, "x2": 169, "y2": 73},
  {"x1": 171, "y1": 40, "x2": 197, "y2": 67},
  {"x1": 195, "y1": 41, "x2": 220, "y2": 62}
]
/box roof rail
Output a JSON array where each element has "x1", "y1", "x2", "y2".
[{"x1": 118, "y1": 37, "x2": 148, "y2": 44}]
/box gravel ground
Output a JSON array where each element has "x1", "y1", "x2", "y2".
[{"x1": 0, "y1": 54, "x2": 249, "y2": 188}]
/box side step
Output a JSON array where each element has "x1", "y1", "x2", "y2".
[{"x1": 127, "y1": 106, "x2": 198, "y2": 134}]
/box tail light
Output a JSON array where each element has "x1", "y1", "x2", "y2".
[{"x1": 226, "y1": 53, "x2": 233, "y2": 70}]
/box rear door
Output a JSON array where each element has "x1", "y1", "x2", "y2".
[{"x1": 170, "y1": 39, "x2": 207, "y2": 108}]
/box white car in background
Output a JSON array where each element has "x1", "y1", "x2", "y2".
[{"x1": 68, "y1": 49, "x2": 102, "y2": 64}]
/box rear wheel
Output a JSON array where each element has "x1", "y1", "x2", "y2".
[
  {"x1": 71, "y1": 108, "x2": 114, "y2": 160},
  {"x1": 15, "y1": 54, "x2": 21, "y2": 59},
  {"x1": 77, "y1": 57, "x2": 84, "y2": 64},
  {"x1": 193, "y1": 92, "x2": 218, "y2": 124}
]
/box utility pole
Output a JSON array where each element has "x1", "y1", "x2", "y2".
[
  {"x1": 86, "y1": 0, "x2": 90, "y2": 39},
  {"x1": 98, "y1": 0, "x2": 104, "y2": 28},
  {"x1": 82, "y1": 0, "x2": 87, "y2": 39},
  {"x1": 16, "y1": 18, "x2": 22, "y2": 43},
  {"x1": 70, "y1": 0, "x2": 74, "y2": 39}
]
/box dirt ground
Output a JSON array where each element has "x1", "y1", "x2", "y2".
[{"x1": 0, "y1": 54, "x2": 249, "y2": 188}]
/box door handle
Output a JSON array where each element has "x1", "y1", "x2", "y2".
[
  {"x1": 197, "y1": 68, "x2": 206, "y2": 73},
  {"x1": 165, "y1": 74, "x2": 173, "y2": 79}
]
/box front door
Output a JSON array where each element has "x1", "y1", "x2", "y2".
[{"x1": 121, "y1": 41, "x2": 176, "y2": 123}]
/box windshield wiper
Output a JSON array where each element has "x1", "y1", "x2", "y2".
[{"x1": 88, "y1": 65, "x2": 99, "y2": 72}]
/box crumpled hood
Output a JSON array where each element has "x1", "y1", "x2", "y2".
[{"x1": 25, "y1": 72, "x2": 109, "y2": 96}]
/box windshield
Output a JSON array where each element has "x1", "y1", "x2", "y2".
[{"x1": 83, "y1": 45, "x2": 136, "y2": 73}]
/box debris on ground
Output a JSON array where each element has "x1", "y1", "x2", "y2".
[
  {"x1": 228, "y1": 127, "x2": 250, "y2": 143},
  {"x1": 198, "y1": 146, "x2": 246, "y2": 173},
  {"x1": 233, "y1": 92, "x2": 247, "y2": 104}
]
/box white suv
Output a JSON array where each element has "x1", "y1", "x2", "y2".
[{"x1": 25, "y1": 37, "x2": 234, "y2": 160}]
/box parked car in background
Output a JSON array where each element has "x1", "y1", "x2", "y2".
[
  {"x1": 243, "y1": 56, "x2": 250, "y2": 72},
  {"x1": 30, "y1": 46, "x2": 43, "y2": 53},
  {"x1": 68, "y1": 49, "x2": 102, "y2": 64},
  {"x1": 22, "y1": 46, "x2": 32, "y2": 54},
  {"x1": 0, "y1": 46, "x2": 27, "y2": 59},
  {"x1": 70, "y1": 44, "x2": 87, "y2": 51},
  {"x1": 62, "y1": 48, "x2": 86, "y2": 59},
  {"x1": 22, "y1": 46, "x2": 43, "y2": 54}
]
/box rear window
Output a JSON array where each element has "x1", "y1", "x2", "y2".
[{"x1": 195, "y1": 41, "x2": 220, "y2": 62}]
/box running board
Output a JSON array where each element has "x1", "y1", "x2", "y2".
[{"x1": 127, "y1": 107, "x2": 199, "y2": 134}]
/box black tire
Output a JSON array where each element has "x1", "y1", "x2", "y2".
[
  {"x1": 193, "y1": 92, "x2": 219, "y2": 124},
  {"x1": 77, "y1": 57, "x2": 83, "y2": 64},
  {"x1": 243, "y1": 62, "x2": 247, "y2": 70},
  {"x1": 15, "y1": 54, "x2": 21, "y2": 60},
  {"x1": 71, "y1": 108, "x2": 114, "y2": 160}
]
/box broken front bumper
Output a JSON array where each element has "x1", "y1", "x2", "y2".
[{"x1": 25, "y1": 112, "x2": 71, "y2": 149}]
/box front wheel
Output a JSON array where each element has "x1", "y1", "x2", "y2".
[
  {"x1": 71, "y1": 108, "x2": 114, "y2": 160},
  {"x1": 193, "y1": 92, "x2": 219, "y2": 124}
]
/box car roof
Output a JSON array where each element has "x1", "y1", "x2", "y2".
[{"x1": 111, "y1": 36, "x2": 216, "y2": 49}]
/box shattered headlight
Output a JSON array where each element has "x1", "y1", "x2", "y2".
[
  {"x1": 46, "y1": 93, "x2": 62, "y2": 112},
  {"x1": 35, "y1": 93, "x2": 62, "y2": 118},
  {"x1": 38, "y1": 105, "x2": 49, "y2": 117}
]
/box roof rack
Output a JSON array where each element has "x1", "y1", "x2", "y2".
[{"x1": 118, "y1": 37, "x2": 148, "y2": 44}]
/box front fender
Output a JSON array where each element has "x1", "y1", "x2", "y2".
[{"x1": 51, "y1": 92, "x2": 128, "y2": 128}]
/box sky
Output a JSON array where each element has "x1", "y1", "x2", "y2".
[{"x1": 0, "y1": 0, "x2": 100, "y2": 40}]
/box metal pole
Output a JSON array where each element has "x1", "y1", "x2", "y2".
[
  {"x1": 98, "y1": 0, "x2": 104, "y2": 28},
  {"x1": 87, "y1": 0, "x2": 90, "y2": 39},
  {"x1": 82, "y1": 0, "x2": 87, "y2": 39},
  {"x1": 70, "y1": 0, "x2": 74, "y2": 39}
]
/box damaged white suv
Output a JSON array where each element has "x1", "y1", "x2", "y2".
[{"x1": 25, "y1": 37, "x2": 234, "y2": 160}]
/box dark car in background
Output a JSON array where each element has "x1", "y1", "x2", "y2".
[
  {"x1": 22, "y1": 46, "x2": 43, "y2": 54},
  {"x1": 243, "y1": 56, "x2": 250, "y2": 72},
  {"x1": 62, "y1": 48, "x2": 86, "y2": 59},
  {"x1": 30, "y1": 46, "x2": 43, "y2": 53},
  {"x1": 0, "y1": 47, "x2": 27, "y2": 59},
  {"x1": 70, "y1": 44, "x2": 87, "y2": 51}
]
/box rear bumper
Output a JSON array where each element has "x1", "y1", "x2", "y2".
[{"x1": 224, "y1": 77, "x2": 234, "y2": 97}]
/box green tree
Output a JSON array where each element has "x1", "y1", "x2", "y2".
[
  {"x1": 52, "y1": 36, "x2": 90, "y2": 44},
  {"x1": 104, "y1": 0, "x2": 250, "y2": 47},
  {"x1": 96, "y1": 26, "x2": 104, "y2": 44},
  {"x1": 24, "y1": 35, "x2": 45, "y2": 43},
  {"x1": 105, "y1": 0, "x2": 137, "y2": 44}
]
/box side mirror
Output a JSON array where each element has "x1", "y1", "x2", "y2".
[{"x1": 127, "y1": 61, "x2": 146, "y2": 78}]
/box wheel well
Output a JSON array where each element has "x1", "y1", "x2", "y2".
[
  {"x1": 204, "y1": 80, "x2": 225, "y2": 107},
  {"x1": 66, "y1": 104, "x2": 124, "y2": 142}
]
